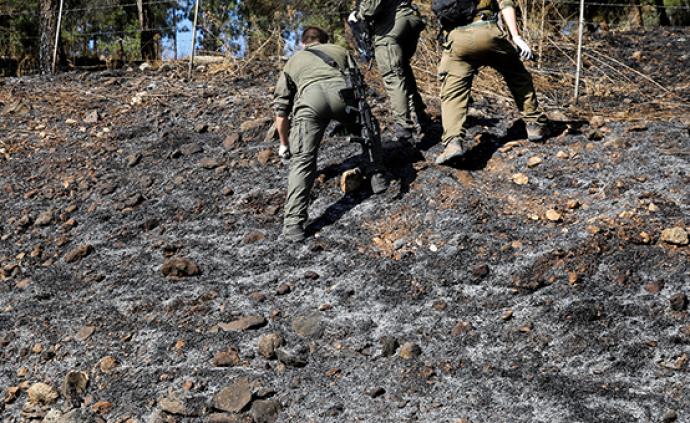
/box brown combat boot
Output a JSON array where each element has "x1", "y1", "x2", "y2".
[{"x1": 435, "y1": 137, "x2": 469, "y2": 165}]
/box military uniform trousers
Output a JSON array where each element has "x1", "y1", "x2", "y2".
[
  {"x1": 284, "y1": 79, "x2": 355, "y2": 228},
  {"x1": 374, "y1": 7, "x2": 427, "y2": 133},
  {"x1": 439, "y1": 22, "x2": 542, "y2": 143}
]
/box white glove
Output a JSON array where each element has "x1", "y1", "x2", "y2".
[
  {"x1": 513, "y1": 36, "x2": 533, "y2": 60},
  {"x1": 348, "y1": 11, "x2": 359, "y2": 24},
  {"x1": 279, "y1": 144, "x2": 291, "y2": 159}
]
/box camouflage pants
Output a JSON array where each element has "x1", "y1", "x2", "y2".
[{"x1": 438, "y1": 23, "x2": 543, "y2": 143}]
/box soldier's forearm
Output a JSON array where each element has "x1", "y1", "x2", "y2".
[
  {"x1": 500, "y1": 6, "x2": 521, "y2": 39},
  {"x1": 275, "y1": 115, "x2": 290, "y2": 146}
]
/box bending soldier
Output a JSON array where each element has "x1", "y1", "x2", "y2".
[
  {"x1": 434, "y1": 0, "x2": 550, "y2": 165},
  {"x1": 349, "y1": 0, "x2": 431, "y2": 144},
  {"x1": 273, "y1": 27, "x2": 389, "y2": 242}
]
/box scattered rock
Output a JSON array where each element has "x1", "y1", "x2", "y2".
[
  {"x1": 380, "y1": 336, "x2": 399, "y2": 357},
  {"x1": 258, "y1": 333, "x2": 284, "y2": 359},
  {"x1": 276, "y1": 283, "x2": 291, "y2": 295},
  {"x1": 275, "y1": 344, "x2": 309, "y2": 367},
  {"x1": 159, "y1": 393, "x2": 187, "y2": 415},
  {"x1": 126, "y1": 153, "x2": 142, "y2": 167},
  {"x1": 240, "y1": 117, "x2": 271, "y2": 134},
  {"x1": 4, "y1": 386, "x2": 20, "y2": 404},
  {"x1": 512, "y1": 173, "x2": 529, "y2": 185},
  {"x1": 291, "y1": 312, "x2": 323, "y2": 338},
  {"x1": 250, "y1": 399, "x2": 281, "y2": 423},
  {"x1": 243, "y1": 230, "x2": 266, "y2": 244},
  {"x1": 660, "y1": 227, "x2": 688, "y2": 246},
  {"x1": 526, "y1": 156, "x2": 543, "y2": 168},
  {"x1": 432, "y1": 300, "x2": 447, "y2": 311},
  {"x1": 91, "y1": 400, "x2": 112, "y2": 414},
  {"x1": 195, "y1": 123, "x2": 209, "y2": 134},
  {"x1": 34, "y1": 210, "x2": 53, "y2": 226},
  {"x1": 399, "y1": 342, "x2": 421, "y2": 360},
  {"x1": 16, "y1": 278, "x2": 31, "y2": 289},
  {"x1": 64, "y1": 244, "x2": 93, "y2": 263},
  {"x1": 161, "y1": 256, "x2": 201, "y2": 277},
  {"x1": 249, "y1": 291, "x2": 266, "y2": 302},
  {"x1": 223, "y1": 133, "x2": 241, "y2": 150},
  {"x1": 83, "y1": 110, "x2": 99, "y2": 124},
  {"x1": 500, "y1": 309, "x2": 514, "y2": 321},
  {"x1": 75, "y1": 325, "x2": 96, "y2": 341},
  {"x1": 545, "y1": 209, "x2": 562, "y2": 222},
  {"x1": 471, "y1": 264, "x2": 490, "y2": 279},
  {"x1": 304, "y1": 271, "x2": 320, "y2": 280},
  {"x1": 200, "y1": 157, "x2": 223, "y2": 169},
  {"x1": 644, "y1": 280, "x2": 664, "y2": 294},
  {"x1": 257, "y1": 149, "x2": 274, "y2": 166},
  {"x1": 451, "y1": 321, "x2": 473, "y2": 337},
  {"x1": 212, "y1": 378, "x2": 253, "y2": 413},
  {"x1": 589, "y1": 115, "x2": 605, "y2": 128},
  {"x1": 670, "y1": 293, "x2": 688, "y2": 312},
  {"x1": 180, "y1": 143, "x2": 203, "y2": 156},
  {"x1": 212, "y1": 349, "x2": 240, "y2": 367},
  {"x1": 99, "y1": 356, "x2": 118, "y2": 373},
  {"x1": 556, "y1": 150, "x2": 569, "y2": 159},
  {"x1": 27, "y1": 382, "x2": 59, "y2": 405},
  {"x1": 219, "y1": 315, "x2": 266, "y2": 332},
  {"x1": 661, "y1": 410, "x2": 678, "y2": 423},
  {"x1": 340, "y1": 168, "x2": 363, "y2": 193}
]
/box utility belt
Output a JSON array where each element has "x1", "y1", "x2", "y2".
[
  {"x1": 466, "y1": 12, "x2": 498, "y2": 26},
  {"x1": 438, "y1": 12, "x2": 497, "y2": 42}
]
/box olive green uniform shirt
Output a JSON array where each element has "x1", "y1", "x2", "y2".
[{"x1": 273, "y1": 44, "x2": 350, "y2": 117}]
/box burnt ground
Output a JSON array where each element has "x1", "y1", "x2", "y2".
[{"x1": 0, "y1": 29, "x2": 689, "y2": 423}]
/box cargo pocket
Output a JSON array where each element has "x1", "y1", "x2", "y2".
[
  {"x1": 375, "y1": 40, "x2": 404, "y2": 77},
  {"x1": 288, "y1": 120, "x2": 304, "y2": 155},
  {"x1": 438, "y1": 50, "x2": 451, "y2": 83}
]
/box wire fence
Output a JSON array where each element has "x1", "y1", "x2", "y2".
[{"x1": 1, "y1": 0, "x2": 689, "y2": 112}]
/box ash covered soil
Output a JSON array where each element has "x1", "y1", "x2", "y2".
[{"x1": 1, "y1": 30, "x2": 689, "y2": 423}]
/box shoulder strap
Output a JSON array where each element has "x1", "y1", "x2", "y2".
[{"x1": 305, "y1": 47, "x2": 343, "y2": 72}]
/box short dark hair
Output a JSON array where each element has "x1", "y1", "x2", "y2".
[{"x1": 301, "y1": 26, "x2": 329, "y2": 45}]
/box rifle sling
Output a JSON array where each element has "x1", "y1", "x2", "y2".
[{"x1": 304, "y1": 47, "x2": 345, "y2": 74}]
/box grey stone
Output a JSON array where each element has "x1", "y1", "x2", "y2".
[
  {"x1": 250, "y1": 399, "x2": 281, "y2": 423},
  {"x1": 211, "y1": 378, "x2": 253, "y2": 413},
  {"x1": 291, "y1": 312, "x2": 323, "y2": 338}
]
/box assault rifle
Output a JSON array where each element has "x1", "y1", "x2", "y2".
[
  {"x1": 348, "y1": 19, "x2": 375, "y2": 67},
  {"x1": 341, "y1": 55, "x2": 383, "y2": 167}
]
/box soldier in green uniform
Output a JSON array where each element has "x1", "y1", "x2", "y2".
[
  {"x1": 434, "y1": 0, "x2": 549, "y2": 165},
  {"x1": 349, "y1": 0, "x2": 431, "y2": 143},
  {"x1": 274, "y1": 27, "x2": 388, "y2": 242}
]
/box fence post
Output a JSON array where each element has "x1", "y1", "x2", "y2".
[
  {"x1": 51, "y1": 0, "x2": 64, "y2": 73},
  {"x1": 537, "y1": 0, "x2": 545, "y2": 69},
  {"x1": 188, "y1": 0, "x2": 201, "y2": 79},
  {"x1": 573, "y1": 0, "x2": 585, "y2": 104}
]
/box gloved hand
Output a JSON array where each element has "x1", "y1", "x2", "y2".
[
  {"x1": 348, "y1": 10, "x2": 359, "y2": 24},
  {"x1": 513, "y1": 36, "x2": 533, "y2": 60},
  {"x1": 279, "y1": 144, "x2": 291, "y2": 159}
]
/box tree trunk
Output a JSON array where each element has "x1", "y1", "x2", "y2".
[
  {"x1": 173, "y1": 10, "x2": 178, "y2": 60},
  {"x1": 137, "y1": 0, "x2": 157, "y2": 60},
  {"x1": 628, "y1": 0, "x2": 644, "y2": 28},
  {"x1": 38, "y1": 0, "x2": 57, "y2": 74},
  {"x1": 655, "y1": 0, "x2": 671, "y2": 25}
]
